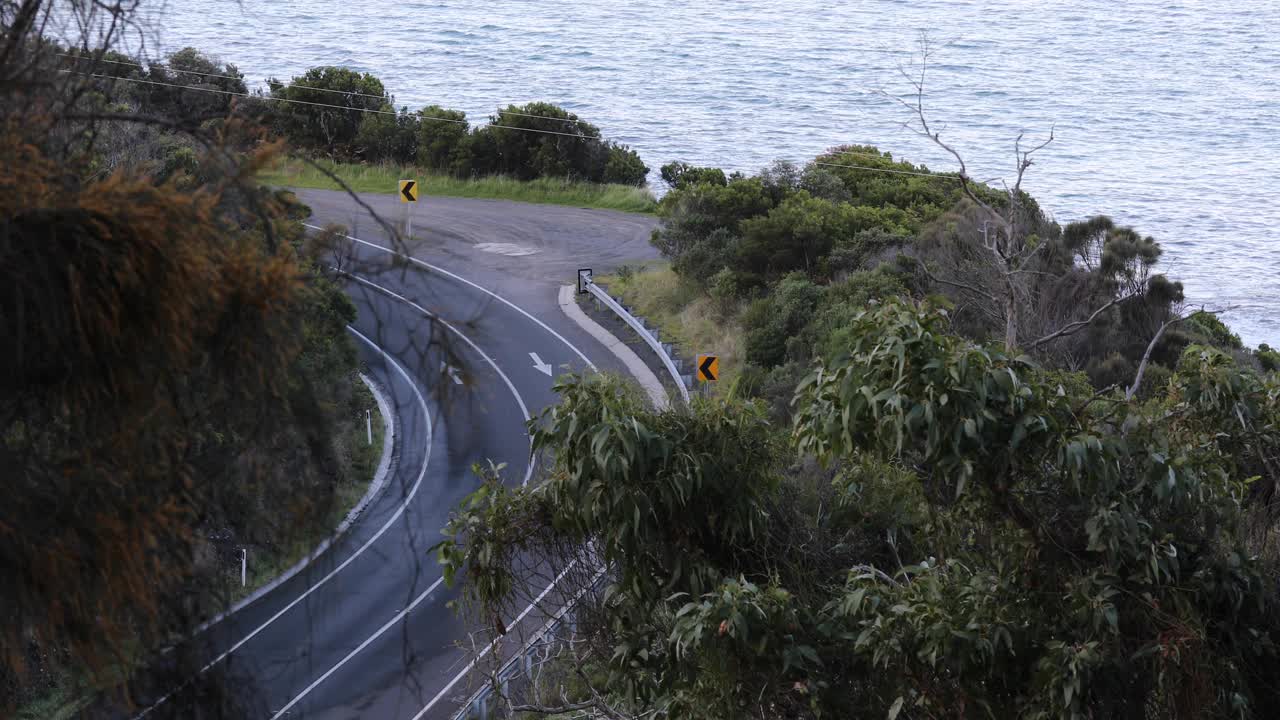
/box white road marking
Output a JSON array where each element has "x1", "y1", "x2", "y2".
[
  {"x1": 339, "y1": 272, "x2": 535, "y2": 487},
  {"x1": 269, "y1": 576, "x2": 446, "y2": 719},
  {"x1": 529, "y1": 351, "x2": 553, "y2": 377},
  {"x1": 474, "y1": 242, "x2": 539, "y2": 257},
  {"x1": 134, "y1": 328, "x2": 435, "y2": 719},
  {"x1": 410, "y1": 562, "x2": 579, "y2": 720},
  {"x1": 439, "y1": 361, "x2": 463, "y2": 385},
  {"x1": 259, "y1": 273, "x2": 541, "y2": 715},
  {"x1": 302, "y1": 223, "x2": 598, "y2": 371}
]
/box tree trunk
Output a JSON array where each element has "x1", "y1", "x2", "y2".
[{"x1": 1004, "y1": 287, "x2": 1018, "y2": 350}]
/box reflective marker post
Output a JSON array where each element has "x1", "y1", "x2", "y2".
[
  {"x1": 366, "y1": 408, "x2": 373, "y2": 445},
  {"x1": 241, "y1": 548, "x2": 247, "y2": 587}
]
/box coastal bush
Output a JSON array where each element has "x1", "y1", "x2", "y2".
[
  {"x1": 737, "y1": 191, "x2": 911, "y2": 279},
  {"x1": 354, "y1": 105, "x2": 420, "y2": 163},
  {"x1": 143, "y1": 48, "x2": 247, "y2": 120},
  {"x1": 742, "y1": 273, "x2": 823, "y2": 368},
  {"x1": 1258, "y1": 344, "x2": 1280, "y2": 373},
  {"x1": 439, "y1": 299, "x2": 1280, "y2": 718},
  {"x1": 269, "y1": 66, "x2": 391, "y2": 155},
  {"x1": 602, "y1": 144, "x2": 649, "y2": 185},
  {"x1": 415, "y1": 105, "x2": 471, "y2": 174},
  {"x1": 660, "y1": 161, "x2": 728, "y2": 189},
  {"x1": 469, "y1": 102, "x2": 648, "y2": 185}
]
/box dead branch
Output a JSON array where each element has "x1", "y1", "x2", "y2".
[
  {"x1": 1126, "y1": 306, "x2": 1235, "y2": 400},
  {"x1": 1025, "y1": 293, "x2": 1139, "y2": 351}
]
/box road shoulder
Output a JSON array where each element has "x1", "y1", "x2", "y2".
[{"x1": 557, "y1": 284, "x2": 669, "y2": 409}]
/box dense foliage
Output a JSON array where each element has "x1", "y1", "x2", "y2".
[
  {"x1": 1, "y1": 19, "x2": 372, "y2": 713},
  {"x1": 440, "y1": 301, "x2": 1280, "y2": 719},
  {"x1": 267, "y1": 71, "x2": 649, "y2": 184},
  {"x1": 647, "y1": 147, "x2": 1266, "y2": 416}
]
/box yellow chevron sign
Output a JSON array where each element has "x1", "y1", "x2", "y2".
[
  {"x1": 399, "y1": 179, "x2": 418, "y2": 202},
  {"x1": 696, "y1": 354, "x2": 719, "y2": 382}
]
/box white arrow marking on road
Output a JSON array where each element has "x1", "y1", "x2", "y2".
[
  {"x1": 530, "y1": 351, "x2": 553, "y2": 377},
  {"x1": 439, "y1": 361, "x2": 463, "y2": 385}
]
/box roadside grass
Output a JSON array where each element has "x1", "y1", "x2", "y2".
[
  {"x1": 258, "y1": 158, "x2": 658, "y2": 214},
  {"x1": 14, "y1": 679, "x2": 90, "y2": 720},
  {"x1": 602, "y1": 265, "x2": 747, "y2": 394},
  {"x1": 229, "y1": 374, "x2": 385, "y2": 604}
]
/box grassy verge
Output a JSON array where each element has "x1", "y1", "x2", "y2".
[
  {"x1": 229, "y1": 374, "x2": 385, "y2": 604},
  {"x1": 14, "y1": 680, "x2": 90, "y2": 720},
  {"x1": 603, "y1": 265, "x2": 747, "y2": 394},
  {"x1": 259, "y1": 158, "x2": 657, "y2": 214}
]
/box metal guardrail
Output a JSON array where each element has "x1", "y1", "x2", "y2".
[
  {"x1": 453, "y1": 567, "x2": 608, "y2": 720},
  {"x1": 583, "y1": 279, "x2": 691, "y2": 405}
]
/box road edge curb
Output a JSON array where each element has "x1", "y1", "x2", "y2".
[
  {"x1": 557, "y1": 284, "x2": 669, "y2": 409},
  {"x1": 191, "y1": 371, "x2": 397, "y2": 633}
]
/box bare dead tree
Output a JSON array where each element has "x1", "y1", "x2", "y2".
[{"x1": 886, "y1": 34, "x2": 1154, "y2": 353}]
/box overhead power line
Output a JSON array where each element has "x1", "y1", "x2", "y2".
[
  {"x1": 58, "y1": 53, "x2": 593, "y2": 126},
  {"x1": 57, "y1": 69, "x2": 983, "y2": 186},
  {"x1": 813, "y1": 161, "x2": 958, "y2": 180},
  {"x1": 58, "y1": 70, "x2": 609, "y2": 140}
]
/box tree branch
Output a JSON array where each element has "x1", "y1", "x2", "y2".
[
  {"x1": 1126, "y1": 306, "x2": 1235, "y2": 400},
  {"x1": 1025, "y1": 293, "x2": 1140, "y2": 351},
  {"x1": 920, "y1": 264, "x2": 999, "y2": 304}
]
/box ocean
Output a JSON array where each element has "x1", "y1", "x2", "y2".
[{"x1": 112, "y1": 0, "x2": 1279, "y2": 346}]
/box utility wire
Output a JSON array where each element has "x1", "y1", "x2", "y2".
[
  {"x1": 58, "y1": 70, "x2": 610, "y2": 140},
  {"x1": 813, "y1": 161, "x2": 958, "y2": 180},
  {"x1": 58, "y1": 53, "x2": 593, "y2": 126},
  {"x1": 59, "y1": 70, "x2": 985, "y2": 185},
  {"x1": 59, "y1": 55, "x2": 966, "y2": 172}
]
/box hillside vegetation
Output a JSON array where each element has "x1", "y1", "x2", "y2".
[
  {"x1": 0, "y1": 21, "x2": 389, "y2": 717},
  {"x1": 438, "y1": 151, "x2": 1280, "y2": 718}
]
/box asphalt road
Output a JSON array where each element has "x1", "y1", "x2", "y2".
[{"x1": 137, "y1": 191, "x2": 660, "y2": 720}]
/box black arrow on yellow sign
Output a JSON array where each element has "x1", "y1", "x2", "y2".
[
  {"x1": 696, "y1": 354, "x2": 718, "y2": 382},
  {"x1": 399, "y1": 179, "x2": 418, "y2": 202}
]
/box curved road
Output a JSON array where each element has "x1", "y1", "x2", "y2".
[{"x1": 141, "y1": 190, "x2": 659, "y2": 719}]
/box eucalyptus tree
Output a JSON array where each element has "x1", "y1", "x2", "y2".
[{"x1": 438, "y1": 300, "x2": 1280, "y2": 719}]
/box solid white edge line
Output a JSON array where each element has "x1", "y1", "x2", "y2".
[
  {"x1": 270, "y1": 576, "x2": 447, "y2": 719},
  {"x1": 133, "y1": 327, "x2": 435, "y2": 719},
  {"x1": 410, "y1": 562, "x2": 579, "y2": 720},
  {"x1": 341, "y1": 271, "x2": 535, "y2": 486},
  {"x1": 303, "y1": 222, "x2": 598, "y2": 372},
  {"x1": 260, "y1": 275, "x2": 543, "y2": 714},
  {"x1": 182, "y1": 372, "x2": 397, "y2": 641}
]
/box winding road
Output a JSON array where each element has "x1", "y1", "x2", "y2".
[{"x1": 139, "y1": 190, "x2": 659, "y2": 719}]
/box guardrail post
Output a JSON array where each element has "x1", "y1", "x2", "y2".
[{"x1": 583, "y1": 278, "x2": 690, "y2": 405}]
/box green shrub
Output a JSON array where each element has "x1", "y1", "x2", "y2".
[
  {"x1": 415, "y1": 105, "x2": 471, "y2": 174},
  {"x1": 353, "y1": 106, "x2": 419, "y2": 163},
  {"x1": 603, "y1": 145, "x2": 649, "y2": 186},
  {"x1": 1258, "y1": 344, "x2": 1280, "y2": 373},
  {"x1": 808, "y1": 266, "x2": 907, "y2": 359},
  {"x1": 270, "y1": 67, "x2": 390, "y2": 155},
  {"x1": 1184, "y1": 311, "x2": 1244, "y2": 349},
  {"x1": 659, "y1": 161, "x2": 727, "y2": 189},
  {"x1": 743, "y1": 273, "x2": 823, "y2": 368},
  {"x1": 470, "y1": 102, "x2": 648, "y2": 185}
]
